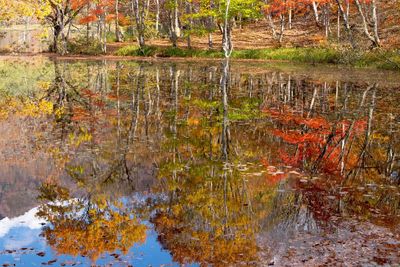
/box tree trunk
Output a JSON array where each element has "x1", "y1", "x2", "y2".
[
  {"x1": 312, "y1": 1, "x2": 320, "y2": 25},
  {"x1": 132, "y1": 0, "x2": 146, "y2": 48},
  {"x1": 279, "y1": 14, "x2": 285, "y2": 44},
  {"x1": 267, "y1": 14, "x2": 277, "y2": 39},
  {"x1": 208, "y1": 33, "x2": 213, "y2": 49},
  {"x1": 324, "y1": 4, "x2": 330, "y2": 38},
  {"x1": 155, "y1": 0, "x2": 160, "y2": 32},
  {"x1": 52, "y1": 25, "x2": 62, "y2": 53},
  {"x1": 170, "y1": 0, "x2": 180, "y2": 47},
  {"x1": 336, "y1": 0, "x2": 356, "y2": 48},
  {"x1": 222, "y1": 0, "x2": 232, "y2": 58},
  {"x1": 337, "y1": 8, "x2": 340, "y2": 41},
  {"x1": 354, "y1": 0, "x2": 380, "y2": 47},
  {"x1": 186, "y1": 0, "x2": 192, "y2": 49},
  {"x1": 115, "y1": 0, "x2": 122, "y2": 42}
]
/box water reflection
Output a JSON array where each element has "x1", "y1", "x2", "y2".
[{"x1": 0, "y1": 57, "x2": 399, "y2": 265}]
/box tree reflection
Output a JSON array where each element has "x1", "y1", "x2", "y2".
[
  {"x1": 0, "y1": 59, "x2": 398, "y2": 264},
  {"x1": 151, "y1": 60, "x2": 263, "y2": 266},
  {"x1": 36, "y1": 183, "x2": 146, "y2": 261},
  {"x1": 262, "y1": 80, "x2": 399, "y2": 185}
]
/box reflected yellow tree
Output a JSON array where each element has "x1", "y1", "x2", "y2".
[{"x1": 37, "y1": 183, "x2": 147, "y2": 262}]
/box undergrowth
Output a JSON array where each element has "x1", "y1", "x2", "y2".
[{"x1": 114, "y1": 45, "x2": 400, "y2": 70}]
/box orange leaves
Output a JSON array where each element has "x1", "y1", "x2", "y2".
[
  {"x1": 79, "y1": 14, "x2": 97, "y2": 24},
  {"x1": 264, "y1": 107, "x2": 331, "y2": 132},
  {"x1": 92, "y1": 6, "x2": 105, "y2": 16},
  {"x1": 264, "y1": 106, "x2": 368, "y2": 176},
  {"x1": 42, "y1": 208, "x2": 147, "y2": 261},
  {"x1": 106, "y1": 13, "x2": 116, "y2": 22},
  {"x1": 71, "y1": 0, "x2": 89, "y2": 10},
  {"x1": 266, "y1": 0, "x2": 310, "y2": 16},
  {"x1": 118, "y1": 14, "x2": 130, "y2": 26},
  {"x1": 302, "y1": 117, "x2": 330, "y2": 129},
  {"x1": 77, "y1": 0, "x2": 124, "y2": 25},
  {"x1": 273, "y1": 129, "x2": 322, "y2": 144},
  {"x1": 71, "y1": 107, "x2": 91, "y2": 122}
]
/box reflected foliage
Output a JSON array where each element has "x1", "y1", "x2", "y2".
[
  {"x1": 0, "y1": 58, "x2": 399, "y2": 265},
  {"x1": 37, "y1": 183, "x2": 147, "y2": 261}
]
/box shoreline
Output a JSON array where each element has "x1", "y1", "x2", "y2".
[{"x1": 0, "y1": 46, "x2": 399, "y2": 73}]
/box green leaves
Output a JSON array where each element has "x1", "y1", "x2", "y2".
[{"x1": 218, "y1": 0, "x2": 263, "y2": 20}]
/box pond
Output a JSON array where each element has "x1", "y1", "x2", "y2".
[{"x1": 0, "y1": 56, "x2": 399, "y2": 266}]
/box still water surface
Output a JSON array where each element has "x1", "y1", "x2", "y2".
[{"x1": 0, "y1": 57, "x2": 399, "y2": 266}]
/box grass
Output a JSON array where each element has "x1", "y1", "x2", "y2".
[
  {"x1": 115, "y1": 44, "x2": 400, "y2": 70},
  {"x1": 350, "y1": 50, "x2": 400, "y2": 70},
  {"x1": 115, "y1": 45, "x2": 222, "y2": 58}
]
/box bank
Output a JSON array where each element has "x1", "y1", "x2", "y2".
[{"x1": 113, "y1": 45, "x2": 400, "y2": 71}]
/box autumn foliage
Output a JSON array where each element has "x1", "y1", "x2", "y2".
[{"x1": 264, "y1": 106, "x2": 367, "y2": 175}]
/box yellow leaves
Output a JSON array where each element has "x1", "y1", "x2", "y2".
[
  {"x1": 69, "y1": 165, "x2": 84, "y2": 175},
  {"x1": 93, "y1": 195, "x2": 108, "y2": 210},
  {"x1": 37, "y1": 183, "x2": 148, "y2": 262},
  {"x1": 39, "y1": 99, "x2": 53, "y2": 114},
  {"x1": 372, "y1": 133, "x2": 390, "y2": 142},
  {"x1": 153, "y1": 211, "x2": 258, "y2": 266},
  {"x1": 39, "y1": 201, "x2": 147, "y2": 261},
  {"x1": 22, "y1": 102, "x2": 38, "y2": 117},
  {"x1": 0, "y1": 0, "x2": 51, "y2": 21},
  {"x1": 0, "y1": 98, "x2": 53, "y2": 119},
  {"x1": 68, "y1": 127, "x2": 93, "y2": 147},
  {"x1": 0, "y1": 99, "x2": 17, "y2": 119},
  {"x1": 172, "y1": 205, "x2": 183, "y2": 215},
  {"x1": 37, "y1": 81, "x2": 51, "y2": 90},
  {"x1": 54, "y1": 107, "x2": 65, "y2": 120},
  {"x1": 187, "y1": 117, "x2": 200, "y2": 126},
  {"x1": 20, "y1": 99, "x2": 53, "y2": 117},
  {"x1": 0, "y1": 108, "x2": 8, "y2": 120},
  {"x1": 154, "y1": 213, "x2": 176, "y2": 228}
]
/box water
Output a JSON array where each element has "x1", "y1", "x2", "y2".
[{"x1": 0, "y1": 56, "x2": 399, "y2": 266}]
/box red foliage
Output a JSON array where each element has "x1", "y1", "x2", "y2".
[
  {"x1": 264, "y1": 107, "x2": 367, "y2": 175},
  {"x1": 79, "y1": 15, "x2": 97, "y2": 24}
]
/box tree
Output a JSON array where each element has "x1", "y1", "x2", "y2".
[
  {"x1": 220, "y1": 0, "x2": 262, "y2": 54},
  {"x1": 45, "y1": 0, "x2": 88, "y2": 54},
  {"x1": 353, "y1": 0, "x2": 380, "y2": 47},
  {"x1": 222, "y1": 0, "x2": 232, "y2": 57},
  {"x1": 167, "y1": 0, "x2": 181, "y2": 47},
  {"x1": 114, "y1": 0, "x2": 123, "y2": 42},
  {"x1": 37, "y1": 183, "x2": 147, "y2": 262},
  {"x1": 335, "y1": 0, "x2": 357, "y2": 48},
  {"x1": 0, "y1": 0, "x2": 51, "y2": 22},
  {"x1": 132, "y1": 0, "x2": 148, "y2": 48}
]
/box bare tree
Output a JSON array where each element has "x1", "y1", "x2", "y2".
[
  {"x1": 335, "y1": 0, "x2": 356, "y2": 48},
  {"x1": 222, "y1": 0, "x2": 232, "y2": 58},
  {"x1": 354, "y1": 0, "x2": 380, "y2": 47}
]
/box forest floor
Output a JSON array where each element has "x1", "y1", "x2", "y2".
[{"x1": 108, "y1": 21, "x2": 318, "y2": 52}]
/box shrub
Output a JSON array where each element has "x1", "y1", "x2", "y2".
[
  {"x1": 67, "y1": 37, "x2": 103, "y2": 55},
  {"x1": 115, "y1": 45, "x2": 158, "y2": 56}
]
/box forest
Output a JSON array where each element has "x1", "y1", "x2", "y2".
[
  {"x1": 0, "y1": 0, "x2": 399, "y2": 69},
  {"x1": 0, "y1": 1, "x2": 399, "y2": 266}
]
